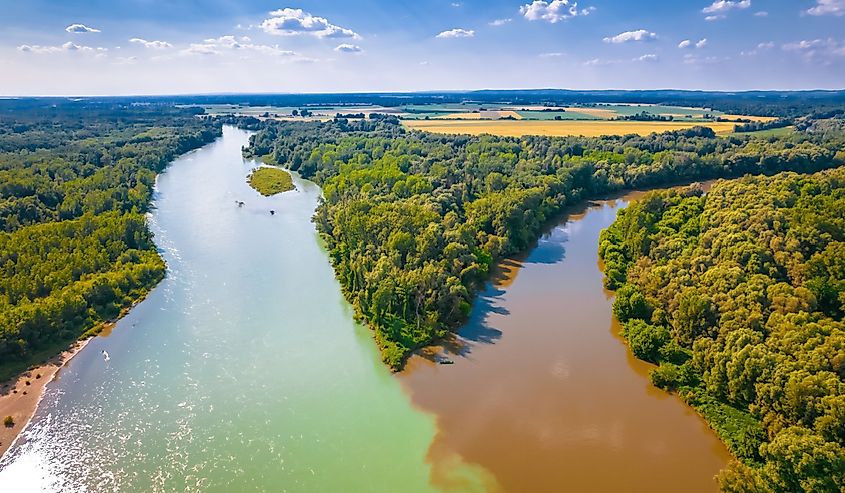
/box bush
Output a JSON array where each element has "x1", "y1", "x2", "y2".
[
  {"x1": 613, "y1": 284, "x2": 652, "y2": 322},
  {"x1": 650, "y1": 362, "x2": 699, "y2": 390},
  {"x1": 3, "y1": 415, "x2": 14, "y2": 428},
  {"x1": 623, "y1": 319, "x2": 668, "y2": 362}
]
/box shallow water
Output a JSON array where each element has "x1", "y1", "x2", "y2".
[
  {"x1": 0, "y1": 127, "x2": 468, "y2": 492},
  {"x1": 400, "y1": 193, "x2": 731, "y2": 493}
]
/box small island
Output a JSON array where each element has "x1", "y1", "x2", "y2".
[{"x1": 248, "y1": 167, "x2": 295, "y2": 196}]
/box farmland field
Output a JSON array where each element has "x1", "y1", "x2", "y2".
[{"x1": 403, "y1": 119, "x2": 738, "y2": 137}]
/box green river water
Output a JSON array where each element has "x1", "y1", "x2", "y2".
[{"x1": 0, "y1": 127, "x2": 477, "y2": 492}]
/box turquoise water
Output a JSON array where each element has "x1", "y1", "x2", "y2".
[{"x1": 0, "y1": 127, "x2": 457, "y2": 492}]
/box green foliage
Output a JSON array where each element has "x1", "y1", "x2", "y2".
[
  {"x1": 613, "y1": 285, "x2": 652, "y2": 322},
  {"x1": 246, "y1": 117, "x2": 845, "y2": 369},
  {"x1": 623, "y1": 319, "x2": 668, "y2": 362},
  {"x1": 0, "y1": 102, "x2": 221, "y2": 376},
  {"x1": 602, "y1": 169, "x2": 845, "y2": 491},
  {"x1": 3, "y1": 415, "x2": 13, "y2": 427},
  {"x1": 248, "y1": 166, "x2": 295, "y2": 196}
]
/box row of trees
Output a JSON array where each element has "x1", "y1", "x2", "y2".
[
  {"x1": 0, "y1": 102, "x2": 221, "y2": 371},
  {"x1": 245, "y1": 116, "x2": 845, "y2": 369},
  {"x1": 600, "y1": 170, "x2": 845, "y2": 492}
]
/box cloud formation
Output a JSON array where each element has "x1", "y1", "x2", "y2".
[
  {"x1": 18, "y1": 41, "x2": 106, "y2": 54},
  {"x1": 603, "y1": 30, "x2": 657, "y2": 44},
  {"x1": 634, "y1": 54, "x2": 659, "y2": 62},
  {"x1": 181, "y1": 35, "x2": 296, "y2": 57},
  {"x1": 489, "y1": 18, "x2": 512, "y2": 26},
  {"x1": 782, "y1": 38, "x2": 845, "y2": 60},
  {"x1": 334, "y1": 43, "x2": 362, "y2": 53},
  {"x1": 520, "y1": 0, "x2": 594, "y2": 23},
  {"x1": 65, "y1": 24, "x2": 100, "y2": 33},
  {"x1": 436, "y1": 28, "x2": 475, "y2": 38},
  {"x1": 702, "y1": 0, "x2": 751, "y2": 14},
  {"x1": 129, "y1": 38, "x2": 172, "y2": 49},
  {"x1": 805, "y1": 0, "x2": 845, "y2": 16},
  {"x1": 260, "y1": 8, "x2": 359, "y2": 39}
]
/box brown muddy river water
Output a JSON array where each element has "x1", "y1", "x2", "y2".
[{"x1": 400, "y1": 190, "x2": 731, "y2": 493}]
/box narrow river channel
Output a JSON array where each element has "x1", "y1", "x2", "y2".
[
  {"x1": 0, "y1": 126, "x2": 729, "y2": 492},
  {"x1": 400, "y1": 190, "x2": 731, "y2": 493}
]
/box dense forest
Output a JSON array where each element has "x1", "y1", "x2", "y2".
[
  {"x1": 0, "y1": 101, "x2": 220, "y2": 377},
  {"x1": 246, "y1": 116, "x2": 845, "y2": 368},
  {"x1": 600, "y1": 170, "x2": 845, "y2": 492}
]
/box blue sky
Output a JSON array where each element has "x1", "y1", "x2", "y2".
[{"x1": 1, "y1": 0, "x2": 843, "y2": 95}]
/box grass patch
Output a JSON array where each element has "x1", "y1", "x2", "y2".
[{"x1": 248, "y1": 167, "x2": 295, "y2": 196}]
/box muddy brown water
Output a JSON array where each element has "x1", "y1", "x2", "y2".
[{"x1": 400, "y1": 190, "x2": 731, "y2": 493}]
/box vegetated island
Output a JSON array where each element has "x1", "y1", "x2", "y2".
[
  {"x1": 0, "y1": 100, "x2": 221, "y2": 458},
  {"x1": 599, "y1": 168, "x2": 845, "y2": 491},
  {"x1": 244, "y1": 115, "x2": 845, "y2": 370},
  {"x1": 248, "y1": 166, "x2": 295, "y2": 196}
]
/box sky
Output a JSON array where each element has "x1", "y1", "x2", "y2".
[{"x1": 0, "y1": 0, "x2": 843, "y2": 95}]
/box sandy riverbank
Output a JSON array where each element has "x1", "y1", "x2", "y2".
[{"x1": 0, "y1": 338, "x2": 91, "y2": 459}]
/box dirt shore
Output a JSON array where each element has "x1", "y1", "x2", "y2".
[{"x1": 0, "y1": 339, "x2": 91, "y2": 459}]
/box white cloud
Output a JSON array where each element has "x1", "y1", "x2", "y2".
[
  {"x1": 634, "y1": 54, "x2": 659, "y2": 62},
  {"x1": 696, "y1": 38, "x2": 708, "y2": 48},
  {"x1": 334, "y1": 43, "x2": 362, "y2": 53},
  {"x1": 705, "y1": 15, "x2": 725, "y2": 20},
  {"x1": 805, "y1": 0, "x2": 845, "y2": 16},
  {"x1": 680, "y1": 38, "x2": 708, "y2": 49},
  {"x1": 753, "y1": 11, "x2": 768, "y2": 16},
  {"x1": 520, "y1": 0, "x2": 594, "y2": 23},
  {"x1": 740, "y1": 41, "x2": 774, "y2": 56},
  {"x1": 603, "y1": 29, "x2": 657, "y2": 44},
  {"x1": 436, "y1": 28, "x2": 475, "y2": 39},
  {"x1": 17, "y1": 41, "x2": 106, "y2": 54},
  {"x1": 683, "y1": 53, "x2": 729, "y2": 64},
  {"x1": 489, "y1": 18, "x2": 512, "y2": 26},
  {"x1": 181, "y1": 35, "x2": 297, "y2": 57},
  {"x1": 260, "y1": 8, "x2": 359, "y2": 39},
  {"x1": 678, "y1": 39, "x2": 692, "y2": 49},
  {"x1": 129, "y1": 38, "x2": 172, "y2": 49},
  {"x1": 539, "y1": 52, "x2": 565, "y2": 57},
  {"x1": 65, "y1": 24, "x2": 100, "y2": 33},
  {"x1": 702, "y1": 0, "x2": 751, "y2": 14},
  {"x1": 782, "y1": 38, "x2": 845, "y2": 60}
]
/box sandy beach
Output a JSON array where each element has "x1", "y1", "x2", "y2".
[{"x1": 0, "y1": 338, "x2": 91, "y2": 459}]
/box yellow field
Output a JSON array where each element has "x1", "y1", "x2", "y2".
[
  {"x1": 560, "y1": 107, "x2": 619, "y2": 118},
  {"x1": 403, "y1": 119, "x2": 738, "y2": 137},
  {"x1": 719, "y1": 114, "x2": 778, "y2": 122},
  {"x1": 435, "y1": 112, "x2": 482, "y2": 119}
]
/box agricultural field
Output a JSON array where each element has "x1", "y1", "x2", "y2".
[{"x1": 403, "y1": 119, "x2": 738, "y2": 137}]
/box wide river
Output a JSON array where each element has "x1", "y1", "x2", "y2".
[{"x1": 0, "y1": 126, "x2": 729, "y2": 492}]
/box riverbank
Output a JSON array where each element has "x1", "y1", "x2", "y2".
[{"x1": 0, "y1": 338, "x2": 90, "y2": 459}]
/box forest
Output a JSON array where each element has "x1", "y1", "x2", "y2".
[
  {"x1": 0, "y1": 101, "x2": 220, "y2": 378},
  {"x1": 245, "y1": 116, "x2": 845, "y2": 369},
  {"x1": 599, "y1": 170, "x2": 845, "y2": 492}
]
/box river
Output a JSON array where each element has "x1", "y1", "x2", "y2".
[
  {"x1": 0, "y1": 126, "x2": 728, "y2": 492},
  {"x1": 400, "y1": 190, "x2": 731, "y2": 492}
]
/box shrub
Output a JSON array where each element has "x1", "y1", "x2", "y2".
[
  {"x1": 3, "y1": 415, "x2": 14, "y2": 428},
  {"x1": 613, "y1": 284, "x2": 651, "y2": 322},
  {"x1": 624, "y1": 319, "x2": 669, "y2": 362}
]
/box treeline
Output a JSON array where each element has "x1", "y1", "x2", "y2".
[
  {"x1": 245, "y1": 117, "x2": 845, "y2": 368},
  {"x1": 617, "y1": 111, "x2": 674, "y2": 122},
  {"x1": 0, "y1": 102, "x2": 220, "y2": 374},
  {"x1": 599, "y1": 170, "x2": 845, "y2": 492},
  {"x1": 733, "y1": 119, "x2": 793, "y2": 133}
]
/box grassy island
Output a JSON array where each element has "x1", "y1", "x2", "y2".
[{"x1": 248, "y1": 167, "x2": 295, "y2": 196}]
